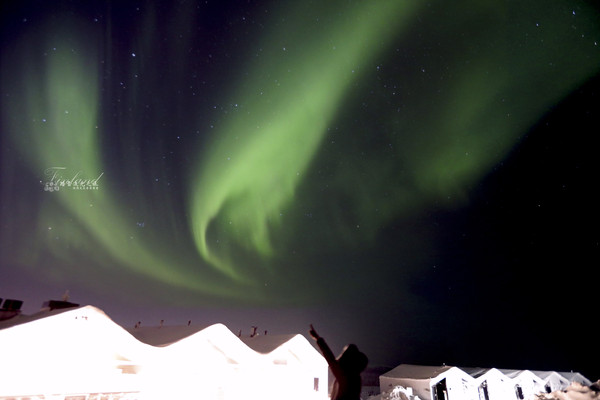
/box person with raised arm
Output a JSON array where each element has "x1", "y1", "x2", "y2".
[{"x1": 309, "y1": 324, "x2": 368, "y2": 400}]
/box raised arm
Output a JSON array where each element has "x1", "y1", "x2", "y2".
[{"x1": 309, "y1": 324, "x2": 342, "y2": 377}]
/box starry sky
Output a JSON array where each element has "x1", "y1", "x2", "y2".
[{"x1": 2, "y1": 0, "x2": 600, "y2": 379}]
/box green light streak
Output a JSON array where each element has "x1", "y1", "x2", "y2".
[
  {"x1": 407, "y1": 1, "x2": 600, "y2": 207},
  {"x1": 2, "y1": 20, "x2": 241, "y2": 300},
  {"x1": 1, "y1": 0, "x2": 598, "y2": 306},
  {"x1": 274, "y1": 0, "x2": 600, "y2": 253},
  {"x1": 188, "y1": 0, "x2": 421, "y2": 280}
]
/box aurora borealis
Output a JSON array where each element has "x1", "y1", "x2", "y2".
[
  {"x1": 2, "y1": 0, "x2": 600, "y2": 377},
  {"x1": 189, "y1": 0, "x2": 420, "y2": 282}
]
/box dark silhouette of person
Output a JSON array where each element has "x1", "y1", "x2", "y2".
[{"x1": 309, "y1": 324, "x2": 368, "y2": 400}]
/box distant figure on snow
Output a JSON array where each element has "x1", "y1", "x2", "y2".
[{"x1": 309, "y1": 324, "x2": 368, "y2": 400}]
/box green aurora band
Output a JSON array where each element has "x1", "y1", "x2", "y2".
[
  {"x1": 2, "y1": 20, "x2": 243, "y2": 299},
  {"x1": 1, "y1": 0, "x2": 599, "y2": 305},
  {"x1": 188, "y1": 0, "x2": 421, "y2": 281},
  {"x1": 188, "y1": 0, "x2": 600, "y2": 282}
]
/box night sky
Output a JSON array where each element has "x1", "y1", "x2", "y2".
[{"x1": 2, "y1": 0, "x2": 599, "y2": 380}]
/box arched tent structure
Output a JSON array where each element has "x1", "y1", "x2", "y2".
[
  {"x1": 0, "y1": 305, "x2": 154, "y2": 397},
  {"x1": 500, "y1": 369, "x2": 546, "y2": 400},
  {"x1": 532, "y1": 370, "x2": 571, "y2": 394},
  {"x1": 133, "y1": 323, "x2": 264, "y2": 399},
  {"x1": 241, "y1": 333, "x2": 329, "y2": 400},
  {"x1": 560, "y1": 371, "x2": 593, "y2": 387},
  {"x1": 379, "y1": 364, "x2": 479, "y2": 400},
  {"x1": 463, "y1": 367, "x2": 516, "y2": 400}
]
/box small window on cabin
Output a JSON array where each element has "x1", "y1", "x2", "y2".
[{"x1": 314, "y1": 377, "x2": 319, "y2": 391}]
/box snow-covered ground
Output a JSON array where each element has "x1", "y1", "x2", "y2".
[
  {"x1": 367, "y1": 385, "x2": 423, "y2": 400},
  {"x1": 535, "y1": 381, "x2": 600, "y2": 400}
]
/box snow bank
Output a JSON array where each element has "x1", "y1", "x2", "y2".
[
  {"x1": 535, "y1": 381, "x2": 600, "y2": 400},
  {"x1": 368, "y1": 385, "x2": 422, "y2": 400}
]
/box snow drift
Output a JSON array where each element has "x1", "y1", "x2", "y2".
[{"x1": 535, "y1": 381, "x2": 600, "y2": 400}]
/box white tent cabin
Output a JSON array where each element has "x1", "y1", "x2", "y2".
[
  {"x1": 532, "y1": 370, "x2": 571, "y2": 393},
  {"x1": 241, "y1": 333, "x2": 329, "y2": 399},
  {"x1": 379, "y1": 364, "x2": 479, "y2": 400},
  {"x1": 560, "y1": 371, "x2": 593, "y2": 387},
  {"x1": 0, "y1": 305, "x2": 153, "y2": 398},
  {"x1": 462, "y1": 367, "x2": 516, "y2": 400},
  {"x1": 499, "y1": 369, "x2": 546, "y2": 400}
]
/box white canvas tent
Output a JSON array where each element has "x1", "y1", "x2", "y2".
[
  {"x1": 0, "y1": 305, "x2": 328, "y2": 400},
  {"x1": 0, "y1": 305, "x2": 152, "y2": 397},
  {"x1": 380, "y1": 364, "x2": 479, "y2": 400},
  {"x1": 132, "y1": 323, "x2": 260, "y2": 400},
  {"x1": 241, "y1": 333, "x2": 329, "y2": 399},
  {"x1": 560, "y1": 371, "x2": 593, "y2": 387},
  {"x1": 501, "y1": 369, "x2": 546, "y2": 399},
  {"x1": 533, "y1": 370, "x2": 572, "y2": 393},
  {"x1": 463, "y1": 367, "x2": 516, "y2": 400}
]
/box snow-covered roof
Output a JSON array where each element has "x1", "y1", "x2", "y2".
[
  {"x1": 0, "y1": 304, "x2": 81, "y2": 330},
  {"x1": 500, "y1": 368, "x2": 546, "y2": 384},
  {"x1": 533, "y1": 371, "x2": 571, "y2": 385},
  {"x1": 127, "y1": 324, "x2": 206, "y2": 346},
  {"x1": 381, "y1": 364, "x2": 458, "y2": 380},
  {"x1": 461, "y1": 366, "x2": 491, "y2": 379},
  {"x1": 561, "y1": 372, "x2": 593, "y2": 386}
]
